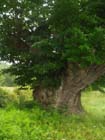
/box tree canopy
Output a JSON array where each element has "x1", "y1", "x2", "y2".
[{"x1": 0, "y1": 0, "x2": 105, "y2": 89}]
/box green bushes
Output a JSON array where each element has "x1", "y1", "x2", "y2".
[
  {"x1": 0, "y1": 88, "x2": 16, "y2": 107},
  {"x1": 0, "y1": 87, "x2": 32, "y2": 109}
]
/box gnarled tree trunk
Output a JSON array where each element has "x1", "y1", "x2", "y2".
[{"x1": 33, "y1": 64, "x2": 105, "y2": 114}]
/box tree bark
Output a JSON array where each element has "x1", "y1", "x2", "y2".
[{"x1": 33, "y1": 64, "x2": 105, "y2": 114}]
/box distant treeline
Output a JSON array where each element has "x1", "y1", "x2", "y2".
[{"x1": 0, "y1": 63, "x2": 16, "y2": 87}]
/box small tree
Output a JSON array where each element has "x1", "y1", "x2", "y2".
[{"x1": 0, "y1": 0, "x2": 105, "y2": 113}]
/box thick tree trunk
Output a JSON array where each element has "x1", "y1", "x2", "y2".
[{"x1": 33, "y1": 64, "x2": 105, "y2": 114}]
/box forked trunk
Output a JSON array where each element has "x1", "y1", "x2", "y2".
[{"x1": 33, "y1": 64, "x2": 105, "y2": 114}]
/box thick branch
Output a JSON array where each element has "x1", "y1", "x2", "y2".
[{"x1": 56, "y1": 64, "x2": 105, "y2": 110}]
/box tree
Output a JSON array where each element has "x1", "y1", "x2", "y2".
[{"x1": 0, "y1": 0, "x2": 105, "y2": 113}]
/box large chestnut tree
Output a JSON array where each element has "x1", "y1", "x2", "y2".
[{"x1": 0, "y1": 0, "x2": 105, "y2": 113}]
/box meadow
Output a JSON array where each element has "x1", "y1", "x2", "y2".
[{"x1": 0, "y1": 87, "x2": 105, "y2": 140}]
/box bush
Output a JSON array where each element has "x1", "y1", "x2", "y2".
[
  {"x1": 13, "y1": 88, "x2": 33, "y2": 109},
  {"x1": 0, "y1": 88, "x2": 13, "y2": 107}
]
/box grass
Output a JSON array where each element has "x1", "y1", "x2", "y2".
[
  {"x1": 82, "y1": 90, "x2": 105, "y2": 119},
  {"x1": 0, "y1": 88, "x2": 105, "y2": 140}
]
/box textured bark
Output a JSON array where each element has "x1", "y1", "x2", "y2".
[
  {"x1": 33, "y1": 87, "x2": 56, "y2": 106},
  {"x1": 33, "y1": 64, "x2": 105, "y2": 114}
]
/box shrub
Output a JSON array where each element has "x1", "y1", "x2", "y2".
[
  {"x1": 0, "y1": 87, "x2": 33, "y2": 109},
  {"x1": 0, "y1": 88, "x2": 11, "y2": 107}
]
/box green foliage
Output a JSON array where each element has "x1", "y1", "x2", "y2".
[
  {"x1": 0, "y1": 63, "x2": 16, "y2": 87},
  {"x1": 0, "y1": 90, "x2": 105, "y2": 140},
  {"x1": 0, "y1": 88, "x2": 8, "y2": 107},
  {"x1": 0, "y1": 87, "x2": 17, "y2": 107},
  {"x1": 0, "y1": 0, "x2": 105, "y2": 89},
  {"x1": 0, "y1": 87, "x2": 32, "y2": 108}
]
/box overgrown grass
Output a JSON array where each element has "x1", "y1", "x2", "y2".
[
  {"x1": 0, "y1": 87, "x2": 105, "y2": 140},
  {"x1": 82, "y1": 90, "x2": 105, "y2": 120}
]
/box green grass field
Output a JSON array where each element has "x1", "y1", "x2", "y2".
[
  {"x1": 0, "y1": 88, "x2": 105, "y2": 140},
  {"x1": 82, "y1": 90, "x2": 105, "y2": 119}
]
